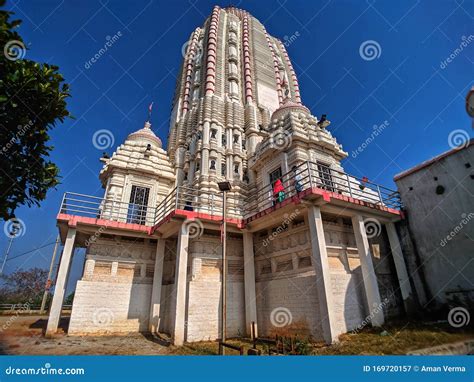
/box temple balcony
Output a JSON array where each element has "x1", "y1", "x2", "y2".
[{"x1": 56, "y1": 161, "x2": 402, "y2": 241}]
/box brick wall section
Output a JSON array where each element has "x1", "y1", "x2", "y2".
[
  {"x1": 69, "y1": 280, "x2": 151, "y2": 335},
  {"x1": 256, "y1": 274, "x2": 323, "y2": 340},
  {"x1": 186, "y1": 280, "x2": 245, "y2": 341},
  {"x1": 330, "y1": 270, "x2": 367, "y2": 334}
]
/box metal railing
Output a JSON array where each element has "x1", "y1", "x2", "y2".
[
  {"x1": 59, "y1": 192, "x2": 157, "y2": 226},
  {"x1": 0, "y1": 304, "x2": 73, "y2": 311},
  {"x1": 242, "y1": 161, "x2": 401, "y2": 216},
  {"x1": 58, "y1": 163, "x2": 400, "y2": 228}
]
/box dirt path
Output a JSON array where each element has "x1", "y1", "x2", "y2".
[{"x1": 0, "y1": 315, "x2": 174, "y2": 355}]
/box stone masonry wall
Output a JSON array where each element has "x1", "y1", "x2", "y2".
[{"x1": 69, "y1": 280, "x2": 151, "y2": 335}]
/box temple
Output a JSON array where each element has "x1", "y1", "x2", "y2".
[{"x1": 46, "y1": 6, "x2": 413, "y2": 345}]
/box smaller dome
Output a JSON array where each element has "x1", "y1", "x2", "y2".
[
  {"x1": 271, "y1": 98, "x2": 310, "y2": 121},
  {"x1": 127, "y1": 121, "x2": 162, "y2": 148}
]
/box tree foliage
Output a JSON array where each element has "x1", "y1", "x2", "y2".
[
  {"x1": 0, "y1": 0, "x2": 71, "y2": 220},
  {"x1": 0, "y1": 267, "x2": 48, "y2": 304}
]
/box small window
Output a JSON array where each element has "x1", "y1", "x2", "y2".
[
  {"x1": 234, "y1": 163, "x2": 240, "y2": 174},
  {"x1": 233, "y1": 134, "x2": 239, "y2": 144},
  {"x1": 317, "y1": 161, "x2": 334, "y2": 192},
  {"x1": 210, "y1": 128, "x2": 217, "y2": 139},
  {"x1": 221, "y1": 161, "x2": 226, "y2": 176},
  {"x1": 127, "y1": 185, "x2": 150, "y2": 225},
  {"x1": 210, "y1": 159, "x2": 216, "y2": 170},
  {"x1": 269, "y1": 167, "x2": 282, "y2": 187},
  {"x1": 195, "y1": 161, "x2": 200, "y2": 172},
  {"x1": 242, "y1": 139, "x2": 246, "y2": 150},
  {"x1": 222, "y1": 134, "x2": 227, "y2": 147}
]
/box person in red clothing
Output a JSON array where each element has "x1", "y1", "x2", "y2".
[{"x1": 273, "y1": 178, "x2": 285, "y2": 205}]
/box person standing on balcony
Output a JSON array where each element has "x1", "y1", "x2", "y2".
[
  {"x1": 273, "y1": 178, "x2": 285, "y2": 205},
  {"x1": 292, "y1": 166, "x2": 303, "y2": 195}
]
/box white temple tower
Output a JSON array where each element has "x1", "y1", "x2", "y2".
[{"x1": 47, "y1": 6, "x2": 413, "y2": 346}]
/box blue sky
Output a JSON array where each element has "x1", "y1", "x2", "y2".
[{"x1": 1, "y1": 0, "x2": 472, "y2": 290}]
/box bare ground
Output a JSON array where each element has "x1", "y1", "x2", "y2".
[{"x1": 0, "y1": 315, "x2": 472, "y2": 355}]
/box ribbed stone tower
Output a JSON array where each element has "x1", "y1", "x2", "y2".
[{"x1": 167, "y1": 6, "x2": 345, "y2": 212}]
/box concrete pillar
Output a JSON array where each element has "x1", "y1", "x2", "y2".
[
  {"x1": 172, "y1": 225, "x2": 190, "y2": 345},
  {"x1": 385, "y1": 222, "x2": 414, "y2": 313},
  {"x1": 149, "y1": 239, "x2": 166, "y2": 333},
  {"x1": 307, "y1": 206, "x2": 338, "y2": 344},
  {"x1": 351, "y1": 214, "x2": 384, "y2": 326},
  {"x1": 243, "y1": 232, "x2": 258, "y2": 337},
  {"x1": 46, "y1": 228, "x2": 76, "y2": 336}
]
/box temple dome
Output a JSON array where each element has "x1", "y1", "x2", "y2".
[
  {"x1": 271, "y1": 97, "x2": 310, "y2": 121},
  {"x1": 127, "y1": 121, "x2": 162, "y2": 148}
]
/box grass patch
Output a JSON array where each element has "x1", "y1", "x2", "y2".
[{"x1": 169, "y1": 321, "x2": 474, "y2": 355}]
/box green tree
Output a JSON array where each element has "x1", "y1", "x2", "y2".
[{"x1": 0, "y1": 0, "x2": 71, "y2": 220}]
